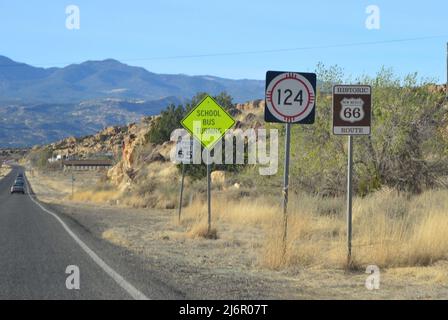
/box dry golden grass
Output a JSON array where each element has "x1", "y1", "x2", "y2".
[
  {"x1": 37, "y1": 162, "x2": 179, "y2": 209},
  {"x1": 27, "y1": 169, "x2": 116, "y2": 204},
  {"x1": 387, "y1": 263, "x2": 448, "y2": 284},
  {"x1": 180, "y1": 188, "x2": 448, "y2": 270},
  {"x1": 71, "y1": 189, "x2": 120, "y2": 204},
  {"x1": 180, "y1": 197, "x2": 279, "y2": 226},
  {"x1": 350, "y1": 188, "x2": 448, "y2": 268},
  {"x1": 187, "y1": 222, "x2": 218, "y2": 239},
  {"x1": 102, "y1": 228, "x2": 131, "y2": 247}
]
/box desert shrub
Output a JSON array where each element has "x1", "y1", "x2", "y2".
[
  {"x1": 315, "y1": 196, "x2": 345, "y2": 216},
  {"x1": 146, "y1": 104, "x2": 185, "y2": 144},
  {"x1": 135, "y1": 179, "x2": 157, "y2": 197},
  {"x1": 178, "y1": 146, "x2": 247, "y2": 180},
  {"x1": 184, "y1": 91, "x2": 235, "y2": 114},
  {"x1": 28, "y1": 146, "x2": 54, "y2": 170},
  {"x1": 286, "y1": 64, "x2": 448, "y2": 196},
  {"x1": 187, "y1": 223, "x2": 218, "y2": 240}
]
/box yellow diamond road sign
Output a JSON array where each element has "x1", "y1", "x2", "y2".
[{"x1": 181, "y1": 95, "x2": 235, "y2": 149}]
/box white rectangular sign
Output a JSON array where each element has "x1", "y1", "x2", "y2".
[{"x1": 175, "y1": 139, "x2": 194, "y2": 163}]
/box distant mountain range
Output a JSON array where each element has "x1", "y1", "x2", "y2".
[
  {"x1": 0, "y1": 55, "x2": 264, "y2": 147},
  {"x1": 0, "y1": 97, "x2": 182, "y2": 148},
  {"x1": 0, "y1": 55, "x2": 264, "y2": 103}
]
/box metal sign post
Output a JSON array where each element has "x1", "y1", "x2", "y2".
[
  {"x1": 282, "y1": 123, "x2": 291, "y2": 248},
  {"x1": 206, "y1": 151, "x2": 211, "y2": 234},
  {"x1": 346, "y1": 135, "x2": 353, "y2": 263},
  {"x1": 175, "y1": 138, "x2": 193, "y2": 223},
  {"x1": 178, "y1": 163, "x2": 186, "y2": 222},
  {"x1": 332, "y1": 85, "x2": 372, "y2": 265}
]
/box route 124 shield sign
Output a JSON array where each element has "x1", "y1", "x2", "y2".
[{"x1": 265, "y1": 71, "x2": 316, "y2": 124}]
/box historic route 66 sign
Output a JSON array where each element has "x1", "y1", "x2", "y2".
[
  {"x1": 265, "y1": 71, "x2": 316, "y2": 124},
  {"x1": 340, "y1": 98, "x2": 365, "y2": 123},
  {"x1": 333, "y1": 85, "x2": 371, "y2": 135}
]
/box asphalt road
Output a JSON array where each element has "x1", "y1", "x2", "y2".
[{"x1": 0, "y1": 166, "x2": 183, "y2": 300}]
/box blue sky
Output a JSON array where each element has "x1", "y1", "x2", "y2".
[{"x1": 0, "y1": 0, "x2": 447, "y2": 81}]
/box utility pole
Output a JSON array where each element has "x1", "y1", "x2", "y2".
[{"x1": 446, "y1": 42, "x2": 448, "y2": 100}]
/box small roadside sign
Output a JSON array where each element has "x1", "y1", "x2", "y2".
[
  {"x1": 175, "y1": 138, "x2": 194, "y2": 163},
  {"x1": 181, "y1": 95, "x2": 235, "y2": 149},
  {"x1": 265, "y1": 71, "x2": 316, "y2": 124},
  {"x1": 175, "y1": 137, "x2": 193, "y2": 223},
  {"x1": 264, "y1": 70, "x2": 317, "y2": 254},
  {"x1": 180, "y1": 94, "x2": 235, "y2": 236},
  {"x1": 333, "y1": 84, "x2": 372, "y2": 264},
  {"x1": 333, "y1": 85, "x2": 372, "y2": 135}
]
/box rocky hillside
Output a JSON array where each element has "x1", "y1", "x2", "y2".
[
  {"x1": 45, "y1": 99, "x2": 264, "y2": 157},
  {"x1": 35, "y1": 100, "x2": 265, "y2": 194}
]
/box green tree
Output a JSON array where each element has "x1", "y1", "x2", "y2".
[
  {"x1": 146, "y1": 104, "x2": 185, "y2": 144},
  {"x1": 147, "y1": 92, "x2": 236, "y2": 145},
  {"x1": 185, "y1": 92, "x2": 235, "y2": 113},
  {"x1": 356, "y1": 69, "x2": 447, "y2": 194},
  {"x1": 288, "y1": 64, "x2": 448, "y2": 196},
  {"x1": 28, "y1": 146, "x2": 53, "y2": 170}
]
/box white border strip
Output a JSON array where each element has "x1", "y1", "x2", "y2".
[
  {"x1": 24, "y1": 175, "x2": 149, "y2": 300},
  {"x1": 333, "y1": 126, "x2": 371, "y2": 135}
]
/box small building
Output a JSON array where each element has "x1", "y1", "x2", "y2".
[
  {"x1": 62, "y1": 159, "x2": 113, "y2": 171},
  {"x1": 48, "y1": 154, "x2": 63, "y2": 163}
]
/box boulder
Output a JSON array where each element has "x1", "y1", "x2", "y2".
[
  {"x1": 146, "y1": 151, "x2": 165, "y2": 163},
  {"x1": 211, "y1": 170, "x2": 226, "y2": 185},
  {"x1": 244, "y1": 112, "x2": 257, "y2": 123}
]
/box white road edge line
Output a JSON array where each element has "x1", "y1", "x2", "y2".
[{"x1": 24, "y1": 173, "x2": 150, "y2": 300}]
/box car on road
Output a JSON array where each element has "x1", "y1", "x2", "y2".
[
  {"x1": 10, "y1": 183, "x2": 25, "y2": 194},
  {"x1": 14, "y1": 179, "x2": 24, "y2": 186}
]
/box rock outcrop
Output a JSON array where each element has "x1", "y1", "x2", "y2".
[
  {"x1": 38, "y1": 100, "x2": 268, "y2": 191},
  {"x1": 235, "y1": 99, "x2": 265, "y2": 112}
]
